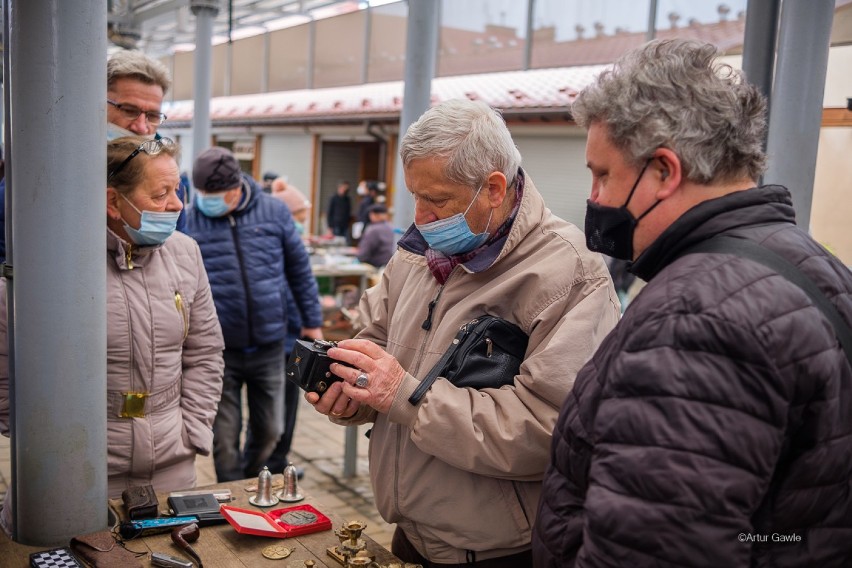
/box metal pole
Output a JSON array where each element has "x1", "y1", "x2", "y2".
[
  {"x1": 645, "y1": 0, "x2": 658, "y2": 42},
  {"x1": 262, "y1": 31, "x2": 270, "y2": 93},
  {"x1": 191, "y1": 0, "x2": 220, "y2": 175},
  {"x1": 361, "y1": 5, "x2": 372, "y2": 84},
  {"x1": 742, "y1": 0, "x2": 781, "y2": 105},
  {"x1": 763, "y1": 0, "x2": 834, "y2": 231},
  {"x1": 307, "y1": 17, "x2": 316, "y2": 89},
  {"x1": 9, "y1": 0, "x2": 107, "y2": 545},
  {"x1": 523, "y1": 0, "x2": 534, "y2": 70},
  {"x1": 391, "y1": 0, "x2": 439, "y2": 230}
]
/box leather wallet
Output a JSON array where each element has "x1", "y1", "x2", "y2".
[
  {"x1": 121, "y1": 484, "x2": 159, "y2": 520},
  {"x1": 70, "y1": 531, "x2": 142, "y2": 568}
]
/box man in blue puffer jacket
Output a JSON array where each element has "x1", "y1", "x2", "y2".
[{"x1": 186, "y1": 146, "x2": 323, "y2": 481}]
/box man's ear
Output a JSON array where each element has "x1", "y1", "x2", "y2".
[
  {"x1": 484, "y1": 171, "x2": 508, "y2": 208},
  {"x1": 652, "y1": 148, "x2": 681, "y2": 199},
  {"x1": 106, "y1": 187, "x2": 123, "y2": 221}
]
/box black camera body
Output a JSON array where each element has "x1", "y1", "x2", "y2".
[{"x1": 286, "y1": 339, "x2": 354, "y2": 393}]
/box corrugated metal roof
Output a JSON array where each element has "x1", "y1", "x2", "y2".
[{"x1": 163, "y1": 64, "x2": 606, "y2": 125}]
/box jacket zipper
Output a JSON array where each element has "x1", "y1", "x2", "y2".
[
  {"x1": 229, "y1": 216, "x2": 254, "y2": 344},
  {"x1": 393, "y1": 270, "x2": 459, "y2": 544},
  {"x1": 174, "y1": 291, "x2": 188, "y2": 340},
  {"x1": 125, "y1": 243, "x2": 134, "y2": 270}
]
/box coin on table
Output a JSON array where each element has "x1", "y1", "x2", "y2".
[{"x1": 262, "y1": 544, "x2": 293, "y2": 559}]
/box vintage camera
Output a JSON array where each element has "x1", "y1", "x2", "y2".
[{"x1": 286, "y1": 339, "x2": 354, "y2": 393}]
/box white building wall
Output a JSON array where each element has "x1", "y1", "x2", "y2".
[
  {"x1": 259, "y1": 133, "x2": 315, "y2": 199},
  {"x1": 512, "y1": 131, "x2": 590, "y2": 229}
]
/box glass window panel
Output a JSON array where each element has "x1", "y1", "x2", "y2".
[
  {"x1": 231, "y1": 35, "x2": 265, "y2": 95},
  {"x1": 530, "y1": 0, "x2": 748, "y2": 69},
  {"x1": 269, "y1": 25, "x2": 310, "y2": 92},
  {"x1": 212, "y1": 44, "x2": 228, "y2": 97},
  {"x1": 172, "y1": 52, "x2": 194, "y2": 101},
  {"x1": 367, "y1": 1, "x2": 408, "y2": 84},
  {"x1": 438, "y1": 0, "x2": 526, "y2": 77},
  {"x1": 314, "y1": 11, "x2": 367, "y2": 88}
]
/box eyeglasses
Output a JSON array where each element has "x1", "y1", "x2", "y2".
[
  {"x1": 107, "y1": 99, "x2": 167, "y2": 125},
  {"x1": 108, "y1": 138, "x2": 176, "y2": 182}
]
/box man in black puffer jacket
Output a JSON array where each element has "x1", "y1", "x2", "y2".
[{"x1": 532, "y1": 39, "x2": 852, "y2": 568}]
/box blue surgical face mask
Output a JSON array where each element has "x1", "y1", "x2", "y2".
[
  {"x1": 415, "y1": 185, "x2": 493, "y2": 255},
  {"x1": 120, "y1": 194, "x2": 180, "y2": 246},
  {"x1": 195, "y1": 192, "x2": 234, "y2": 218}
]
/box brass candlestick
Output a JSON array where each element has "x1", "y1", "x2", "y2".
[{"x1": 326, "y1": 520, "x2": 373, "y2": 565}]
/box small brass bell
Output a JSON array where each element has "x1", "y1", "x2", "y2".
[
  {"x1": 279, "y1": 463, "x2": 305, "y2": 502},
  {"x1": 249, "y1": 466, "x2": 280, "y2": 507}
]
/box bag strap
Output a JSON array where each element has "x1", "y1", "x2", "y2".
[
  {"x1": 677, "y1": 235, "x2": 852, "y2": 365},
  {"x1": 408, "y1": 324, "x2": 468, "y2": 405}
]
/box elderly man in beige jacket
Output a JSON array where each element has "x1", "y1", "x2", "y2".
[{"x1": 306, "y1": 99, "x2": 620, "y2": 567}]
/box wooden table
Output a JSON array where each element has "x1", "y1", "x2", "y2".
[{"x1": 0, "y1": 479, "x2": 402, "y2": 567}]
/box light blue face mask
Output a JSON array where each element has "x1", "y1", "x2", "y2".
[
  {"x1": 120, "y1": 194, "x2": 180, "y2": 246},
  {"x1": 195, "y1": 192, "x2": 233, "y2": 218},
  {"x1": 106, "y1": 122, "x2": 136, "y2": 141},
  {"x1": 415, "y1": 185, "x2": 493, "y2": 255}
]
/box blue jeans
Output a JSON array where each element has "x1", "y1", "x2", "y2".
[{"x1": 213, "y1": 342, "x2": 285, "y2": 481}]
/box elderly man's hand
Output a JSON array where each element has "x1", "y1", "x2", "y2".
[
  {"x1": 305, "y1": 380, "x2": 361, "y2": 418},
  {"x1": 326, "y1": 339, "x2": 406, "y2": 414}
]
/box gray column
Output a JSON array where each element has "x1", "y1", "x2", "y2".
[
  {"x1": 361, "y1": 5, "x2": 372, "y2": 84},
  {"x1": 763, "y1": 0, "x2": 834, "y2": 231},
  {"x1": 191, "y1": 0, "x2": 220, "y2": 175},
  {"x1": 9, "y1": 0, "x2": 107, "y2": 545},
  {"x1": 523, "y1": 0, "x2": 534, "y2": 70},
  {"x1": 307, "y1": 17, "x2": 316, "y2": 89},
  {"x1": 645, "y1": 0, "x2": 658, "y2": 42},
  {"x1": 391, "y1": 0, "x2": 440, "y2": 229},
  {"x1": 742, "y1": 0, "x2": 781, "y2": 104}
]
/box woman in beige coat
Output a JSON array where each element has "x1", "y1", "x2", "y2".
[{"x1": 0, "y1": 136, "x2": 224, "y2": 513}]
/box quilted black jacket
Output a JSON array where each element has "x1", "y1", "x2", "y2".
[{"x1": 533, "y1": 186, "x2": 852, "y2": 567}]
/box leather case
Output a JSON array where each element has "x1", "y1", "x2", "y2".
[
  {"x1": 121, "y1": 484, "x2": 159, "y2": 520},
  {"x1": 70, "y1": 531, "x2": 143, "y2": 568}
]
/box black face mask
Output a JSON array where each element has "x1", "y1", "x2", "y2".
[{"x1": 585, "y1": 159, "x2": 661, "y2": 260}]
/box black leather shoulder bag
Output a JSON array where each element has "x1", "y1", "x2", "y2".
[{"x1": 408, "y1": 315, "x2": 529, "y2": 405}]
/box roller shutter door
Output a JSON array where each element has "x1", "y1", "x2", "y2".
[{"x1": 512, "y1": 135, "x2": 590, "y2": 229}]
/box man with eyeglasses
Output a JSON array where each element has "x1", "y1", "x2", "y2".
[
  {"x1": 106, "y1": 50, "x2": 186, "y2": 232},
  {"x1": 0, "y1": 50, "x2": 185, "y2": 264}
]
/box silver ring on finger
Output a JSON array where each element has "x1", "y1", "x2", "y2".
[{"x1": 355, "y1": 372, "x2": 369, "y2": 388}]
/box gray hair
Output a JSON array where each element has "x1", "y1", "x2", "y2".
[
  {"x1": 571, "y1": 39, "x2": 767, "y2": 184},
  {"x1": 400, "y1": 99, "x2": 522, "y2": 190},
  {"x1": 107, "y1": 50, "x2": 171, "y2": 95}
]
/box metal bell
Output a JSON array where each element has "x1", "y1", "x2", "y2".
[
  {"x1": 249, "y1": 466, "x2": 280, "y2": 507},
  {"x1": 279, "y1": 463, "x2": 305, "y2": 502}
]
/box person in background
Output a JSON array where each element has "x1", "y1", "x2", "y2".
[
  {"x1": 263, "y1": 175, "x2": 314, "y2": 477},
  {"x1": 0, "y1": 136, "x2": 224, "y2": 534},
  {"x1": 308, "y1": 98, "x2": 620, "y2": 567},
  {"x1": 326, "y1": 179, "x2": 352, "y2": 238},
  {"x1": 352, "y1": 180, "x2": 384, "y2": 240},
  {"x1": 185, "y1": 146, "x2": 323, "y2": 482},
  {"x1": 271, "y1": 176, "x2": 311, "y2": 235},
  {"x1": 356, "y1": 204, "x2": 395, "y2": 268},
  {"x1": 532, "y1": 39, "x2": 852, "y2": 568},
  {"x1": 0, "y1": 50, "x2": 184, "y2": 263},
  {"x1": 262, "y1": 171, "x2": 278, "y2": 194}
]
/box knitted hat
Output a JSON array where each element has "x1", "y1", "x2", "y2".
[
  {"x1": 279, "y1": 186, "x2": 311, "y2": 214},
  {"x1": 192, "y1": 147, "x2": 241, "y2": 191}
]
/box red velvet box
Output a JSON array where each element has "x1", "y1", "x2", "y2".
[{"x1": 220, "y1": 503, "x2": 332, "y2": 538}]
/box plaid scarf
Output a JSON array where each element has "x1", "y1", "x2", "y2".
[{"x1": 425, "y1": 173, "x2": 525, "y2": 285}]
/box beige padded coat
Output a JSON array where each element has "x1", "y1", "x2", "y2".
[{"x1": 336, "y1": 174, "x2": 621, "y2": 563}]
